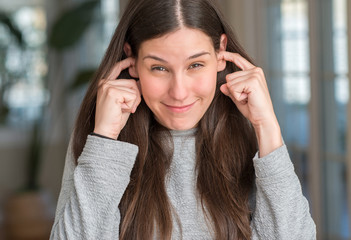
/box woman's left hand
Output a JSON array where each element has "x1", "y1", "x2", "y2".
[{"x1": 218, "y1": 51, "x2": 283, "y2": 157}]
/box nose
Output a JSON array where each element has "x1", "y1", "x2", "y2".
[{"x1": 168, "y1": 73, "x2": 189, "y2": 101}]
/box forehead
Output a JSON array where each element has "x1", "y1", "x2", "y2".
[{"x1": 138, "y1": 27, "x2": 215, "y2": 58}]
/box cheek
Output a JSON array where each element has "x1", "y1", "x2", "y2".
[
  {"x1": 194, "y1": 72, "x2": 217, "y2": 97},
  {"x1": 137, "y1": 67, "x2": 152, "y2": 94},
  {"x1": 140, "y1": 79, "x2": 158, "y2": 99},
  {"x1": 138, "y1": 70, "x2": 165, "y2": 99}
]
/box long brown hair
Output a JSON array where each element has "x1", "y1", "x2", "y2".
[{"x1": 72, "y1": 0, "x2": 257, "y2": 239}]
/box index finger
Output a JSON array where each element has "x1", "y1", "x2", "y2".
[
  {"x1": 107, "y1": 57, "x2": 135, "y2": 80},
  {"x1": 218, "y1": 51, "x2": 255, "y2": 71}
]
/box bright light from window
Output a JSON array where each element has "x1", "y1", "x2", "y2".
[
  {"x1": 101, "y1": 0, "x2": 119, "y2": 47},
  {"x1": 333, "y1": 0, "x2": 349, "y2": 104},
  {"x1": 281, "y1": 0, "x2": 310, "y2": 104}
]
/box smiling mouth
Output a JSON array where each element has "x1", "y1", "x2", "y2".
[{"x1": 163, "y1": 102, "x2": 196, "y2": 113}]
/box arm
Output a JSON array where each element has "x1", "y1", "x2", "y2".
[
  {"x1": 250, "y1": 145, "x2": 316, "y2": 240},
  {"x1": 218, "y1": 52, "x2": 315, "y2": 238},
  {"x1": 50, "y1": 135, "x2": 138, "y2": 240}
]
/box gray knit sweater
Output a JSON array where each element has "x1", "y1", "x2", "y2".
[{"x1": 50, "y1": 129, "x2": 316, "y2": 239}]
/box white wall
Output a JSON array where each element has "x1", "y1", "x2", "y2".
[{"x1": 221, "y1": 0, "x2": 266, "y2": 67}]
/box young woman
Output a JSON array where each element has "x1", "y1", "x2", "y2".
[{"x1": 50, "y1": 0, "x2": 316, "y2": 239}]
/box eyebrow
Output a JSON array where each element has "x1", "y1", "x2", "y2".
[{"x1": 142, "y1": 51, "x2": 211, "y2": 63}]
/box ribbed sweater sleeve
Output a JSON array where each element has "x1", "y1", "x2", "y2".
[
  {"x1": 50, "y1": 135, "x2": 138, "y2": 240},
  {"x1": 251, "y1": 144, "x2": 316, "y2": 240}
]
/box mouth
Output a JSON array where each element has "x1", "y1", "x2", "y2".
[{"x1": 163, "y1": 101, "x2": 197, "y2": 113}]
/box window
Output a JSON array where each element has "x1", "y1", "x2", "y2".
[
  {"x1": 265, "y1": 0, "x2": 310, "y2": 197},
  {"x1": 265, "y1": 0, "x2": 350, "y2": 238},
  {"x1": 326, "y1": 0, "x2": 349, "y2": 237}
]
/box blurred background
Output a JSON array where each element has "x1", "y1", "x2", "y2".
[{"x1": 0, "y1": 0, "x2": 349, "y2": 239}]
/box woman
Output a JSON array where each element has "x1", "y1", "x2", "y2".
[{"x1": 50, "y1": 0, "x2": 316, "y2": 239}]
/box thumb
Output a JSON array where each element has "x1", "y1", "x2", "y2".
[
  {"x1": 233, "y1": 91, "x2": 249, "y2": 102},
  {"x1": 220, "y1": 84, "x2": 230, "y2": 97},
  {"x1": 220, "y1": 84, "x2": 248, "y2": 105}
]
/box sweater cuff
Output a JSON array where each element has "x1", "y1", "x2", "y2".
[
  {"x1": 79, "y1": 135, "x2": 139, "y2": 169},
  {"x1": 253, "y1": 144, "x2": 293, "y2": 179}
]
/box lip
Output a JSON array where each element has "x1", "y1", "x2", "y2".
[{"x1": 163, "y1": 101, "x2": 196, "y2": 113}]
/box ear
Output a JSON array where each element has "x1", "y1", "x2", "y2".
[
  {"x1": 217, "y1": 34, "x2": 227, "y2": 72},
  {"x1": 124, "y1": 42, "x2": 139, "y2": 78}
]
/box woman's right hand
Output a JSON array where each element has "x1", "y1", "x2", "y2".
[{"x1": 93, "y1": 57, "x2": 141, "y2": 139}]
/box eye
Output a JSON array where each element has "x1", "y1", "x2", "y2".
[
  {"x1": 151, "y1": 66, "x2": 167, "y2": 72},
  {"x1": 188, "y1": 63, "x2": 204, "y2": 70}
]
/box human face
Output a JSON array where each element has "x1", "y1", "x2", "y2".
[{"x1": 136, "y1": 27, "x2": 224, "y2": 130}]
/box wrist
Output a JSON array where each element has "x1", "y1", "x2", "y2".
[
  {"x1": 93, "y1": 127, "x2": 119, "y2": 140},
  {"x1": 90, "y1": 132, "x2": 116, "y2": 140},
  {"x1": 253, "y1": 119, "x2": 283, "y2": 158}
]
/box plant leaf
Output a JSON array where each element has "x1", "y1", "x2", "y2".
[
  {"x1": 0, "y1": 12, "x2": 24, "y2": 47},
  {"x1": 48, "y1": 0, "x2": 100, "y2": 50},
  {"x1": 25, "y1": 119, "x2": 42, "y2": 191},
  {"x1": 0, "y1": 105, "x2": 9, "y2": 124},
  {"x1": 68, "y1": 68, "x2": 96, "y2": 91}
]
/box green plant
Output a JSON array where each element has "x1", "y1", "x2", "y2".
[
  {"x1": 0, "y1": 11, "x2": 24, "y2": 124},
  {"x1": 25, "y1": 0, "x2": 100, "y2": 191},
  {"x1": 49, "y1": 0, "x2": 99, "y2": 50},
  {"x1": 51, "y1": 0, "x2": 101, "y2": 92},
  {"x1": 0, "y1": 0, "x2": 100, "y2": 192}
]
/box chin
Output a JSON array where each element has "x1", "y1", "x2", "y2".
[{"x1": 164, "y1": 121, "x2": 198, "y2": 131}]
